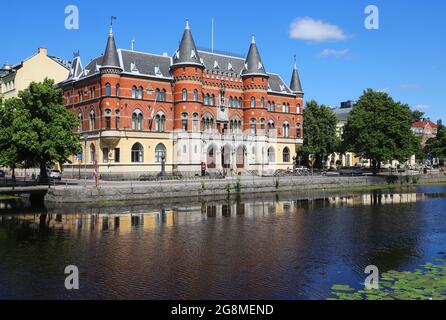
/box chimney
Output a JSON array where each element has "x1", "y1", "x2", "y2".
[{"x1": 38, "y1": 47, "x2": 48, "y2": 55}]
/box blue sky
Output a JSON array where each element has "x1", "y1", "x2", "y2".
[{"x1": 1, "y1": 0, "x2": 444, "y2": 122}]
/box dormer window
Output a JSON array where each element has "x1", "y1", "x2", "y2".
[
  {"x1": 280, "y1": 85, "x2": 286, "y2": 92},
  {"x1": 228, "y1": 62, "x2": 233, "y2": 71},
  {"x1": 154, "y1": 66, "x2": 162, "y2": 76},
  {"x1": 130, "y1": 63, "x2": 139, "y2": 73},
  {"x1": 214, "y1": 61, "x2": 219, "y2": 69},
  {"x1": 258, "y1": 62, "x2": 263, "y2": 70},
  {"x1": 175, "y1": 50, "x2": 180, "y2": 59}
]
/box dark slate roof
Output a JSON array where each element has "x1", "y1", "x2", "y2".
[
  {"x1": 102, "y1": 27, "x2": 121, "y2": 68},
  {"x1": 333, "y1": 107, "x2": 353, "y2": 123},
  {"x1": 290, "y1": 63, "x2": 303, "y2": 93},
  {"x1": 198, "y1": 51, "x2": 245, "y2": 74},
  {"x1": 172, "y1": 20, "x2": 203, "y2": 68},
  {"x1": 268, "y1": 74, "x2": 294, "y2": 95},
  {"x1": 120, "y1": 50, "x2": 171, "y2": 77},
  {"x1": 241, "y1": 35, "x2": 268, "y2": 77},
  {"x1": 82, "y1": 56, "x2": 103, "y2": 77}
]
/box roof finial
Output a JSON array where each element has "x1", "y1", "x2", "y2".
[
  {"x1": 185, "y1": 19, "x2": 190, "y2": 30},
  {"x1": 294, "y1": 54, "x2": 297, "y2": 69},
  {"x1": 251, "y1": 33, "x2": 256, "y2": 44},
  {"x1": 109, "y1": 16, "x2": 117, "y2": 34}
]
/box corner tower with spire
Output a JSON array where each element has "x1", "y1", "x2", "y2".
[
  {"x1": 171, "y1": 20, "x2": 205, "y2": 131},
  {"x1": 241, "y1": 34, "x2": 269, "y2": 132},
  {"x1": 290, "y1": 56, "x2": 303, "y2": 97}
]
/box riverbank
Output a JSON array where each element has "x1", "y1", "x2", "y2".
[{"x1": 44, "y1": 173, "x2": 446, "y2": 204}]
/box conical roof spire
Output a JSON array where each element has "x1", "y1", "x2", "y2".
[
  {"x1": 172, "y1": 20, "x2": 203, "y2": 68},
  {"x1": 241, "y1": 33, "x2": 268, "y2": 77},
  {"x1": 290, "y1": 55, "x2": 303, "y2": 94},
  {"x1": 101, "y1": 24, "x2": 121, "y2": 69}
]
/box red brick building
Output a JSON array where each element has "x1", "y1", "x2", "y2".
[
  {"x1": 59, "y1": 21, "x2": 304, "y2": 177},
  {"x1": 411, "y1": 120, "x2": 438, "y2": 147}
]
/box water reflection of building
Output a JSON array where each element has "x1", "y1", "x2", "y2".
[{"x1": 327, "y1": 193, "x2": 421, "y2": 206}]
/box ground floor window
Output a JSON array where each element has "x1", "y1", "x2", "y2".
[
  {"x1": 131, "y1": 143, "x2": 144, "y2": 163},
  {"x1": 103, "y1": 148, "x2": 109, "y2": 163},
  {"x1": 155, "y1": 143, "x2": 166, "y2": 163},
  {"x1": 283, "y1": 147, "x2": 290, "y2": 163},
  {"x1": 115, "y1": 148, "x2": 120, "y2": 163}
]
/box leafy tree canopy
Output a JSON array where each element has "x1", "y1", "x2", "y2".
[
  {"x1": 300, "y1": 100, "x2": 340, "y2": 168},
  {"x1": 0, "y1": 79, "x2": 81, "y2": 178},
  {"x1": 342, "y1": 89, "x2": 419, "y2": 170}
]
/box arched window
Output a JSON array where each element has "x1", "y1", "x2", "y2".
[
  {"x1": 229, "y1": 97, "x2": 233, "y2": 108},
  {"x1": 250, "y1": 97, "x2": 256, "y2": 108},
  {"x1": 132, "y1": 86, "x2": 137, "y2": 99},
  {"x1": 131, "y1": 143, "x2": 144, "y2": 163},
  {"x1": 239, "y1": 97, "x2": 243, "y2": 108},
  {"x1": 116, "y1": 84, "x2": 120, "y2": 96},
  {"x1": 192, "y1": 112, "x2": 199, "y2": 132},
  {"x1": 202, "y1": 114, "x2": 214, "y2": 131},
  {"x1": 260, "y1": 118, "x2": 265, "y2": 131},
  {"x1": 132, "y1": 110, "x2": 143, "y2": 131},
  {"x1": 181, "y1": 112, "x2": 188, "y2": 131},
  {"x1": 161, "y1": 89, "x2": 167, "y2": 101},
  {"x1": 193, "y1": 89, "x2": 198, "y2": 102},
  {"x1": 115, "y1": 109, "x2": 121, "y2": 129},
  {"x1": 105, "y1": 83, "x2": 111, "y2": 97},
  {"x1": 283, "y1": 122, "x2": 290, "y2": 137},
  {"x1": 155, "y1": 112, "x2": 166, "y2": 132},
  {"x1": 182, "y1": 89, "x2": 187, "y2": 101},
  {"x1": 211, "y1": 94, "x2": 215, "y2": 106},
  {"x1": 230, "y1": 118, "x2": 241, "y2": 132},
  {"x1": 105, "y1": 108, "x2": 112, "y2": 130},
  {"x1": 250, "y1": 118, "x2": 257, "y2": 135},
  {"x1": 296, "y1": 104, "x2": 301, "y2": 114},
  {"x1": 89, "y1": 110, "x2": 95, "y2": 130},
  {"x1": 267, "y1": 147, "x2": 275, "y2": 163},
  {"x1": 296, "y1": 123, "x2": 302, "y2": 138},
  {"x1": 260, "y1": 97, "x2": 265, "y2": 108},
  {"x1": 283, "y1": 147, "x2": 290, "y2": 163},
  {"x1": 78, "y1": 113, "x2": 83, "y2": 132},
  {"x1": 155, "y1": 88, "x2": 161, "y2": 101},
  {"x1": 155, "y1": 143, "x2": 166, "y2": 163},
  {"x1": 204, "y1": 94, "x2": 209, "y2": 106},
  {"x1": 90, "y1": 143, "x2": 96, "y2": 163},
  {"x1": 137, "y1": 86, "x2": 143, "y2": 99}
]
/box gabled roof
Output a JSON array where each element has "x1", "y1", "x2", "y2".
[
  {"x1": 412, "y1": 120, "x2": 438, "y2": 129},
  {"x1": 171, "y1": 20, "x2": 203, "y2": 68},
  {"x1": 241, "y1": 35, "x2": 268, "y2": 77}
]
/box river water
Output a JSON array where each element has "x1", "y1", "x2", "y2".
[{"x1": 1, "y1": 186, "x2": 445, "y2": 300}]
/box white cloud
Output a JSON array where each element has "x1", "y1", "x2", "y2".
[
  {"x1": 377, "y1": 88, "x2": 390, "y2": 93},
  {"x1": 289, "y1": 17, "x2": 347, "y2": 42},
  {"x1": 319, "y1": 48, "x2": 349, "y2": 57},
  {"x1": 414, "y1": 104, "x2": 430, "y2": 110},
  {"x1": 398, "y1": 83, "x2": 420, "y2": 90}
]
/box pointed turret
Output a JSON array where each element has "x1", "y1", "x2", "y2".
[
  {"x1": 172, "y1": 20, "x2": 203, "y2": 68},
  {"x1": 101, "y1": 25, "x2": 122, "y2": 72},
  {"x1": 290, "y1": 56, "x2": 303, "y2": 95},
  {"x1": 241, "y1": 34, "x2": 268, "y2": 77}
]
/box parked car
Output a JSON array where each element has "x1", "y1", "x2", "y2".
[
  {"x1": 0, "y1": 169, "x2": 5, "y2": 178},
  {"x1": 325, "y1": 168, "x2": 340, "y2": 177},
  {"x1": 49, "y1": 169, "x2": 62, "y2": 180},
  {"x1": 340, "y1": 166, "x2": 364, "y2": 176}
]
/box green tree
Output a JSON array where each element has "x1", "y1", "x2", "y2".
[
  {"x1": 0, "y1": 79, "x2": 81, "y2": 180},
  {"x1": 425, "y1": 125, "x2": 446, "y2": 159},
  {"x1": 300, "y1": 100, "x2": 340, "y2": 168},
  {"x1": 411, "y1": 110, "x2": 425, "y2": 123},
  {"x1": 342, "y1": 89, "x2": 419, "y2": 172}
]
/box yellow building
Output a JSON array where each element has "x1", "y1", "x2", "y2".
[{"x1": 0, "y1": 47, "x2": 70, "y2": 99}]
